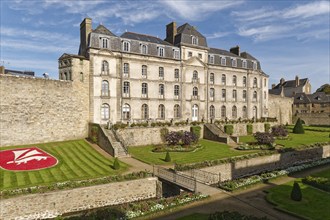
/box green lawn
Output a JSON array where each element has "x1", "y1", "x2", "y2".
[
  {"x1": 266, "y1": 180, "x2": 330, "y2": 220},
  {"x1": 129, "y1": 139, "x2": 258, "y2": 165},
  {"x1": 177, "y1": 213, "x2": 209, "y2": 220},
  {"x1": 240, "y1": 130, "x2": 329, "y2": 148},
  {"x1": 0, "y1": 140, "x2": 128, "y2": 190},
  {"x1": 311, "y1": 168, "x2": 330, "y2": 179}
]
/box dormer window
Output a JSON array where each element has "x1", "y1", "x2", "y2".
[
  {"x1": 192, "y1": 36, "x2": 198, "y2": 45},
  {"x1": 122, "y1": 41, "x2": 130, "y2": 52},
  {"x1": 221, "y1": 57, "x2": 226, "y2": 66},
  {"x1": 101, "y1": 38, "x2": 109, "y2": 49},
  {"x1": 140, "y1": 44, "x2": 148, "y2": 54},
  {"x1": 231, "y1": 58, "x2": 237, "y2": 67},
  {"x1": 209, "y1": 55, "x2": 214, "y2": 64},
  {"x1": 242, "y1": 60, "x2": 247, "y2": 68},
  {"x1": 173, "y1": 49, "x2": 180, "y2": 59},
  {"x1": 158, "y1": 47, "x2": 165, "y2": 57},
  {"x1": 253, "y1": 61, "x2": 257, "y2": 70}
]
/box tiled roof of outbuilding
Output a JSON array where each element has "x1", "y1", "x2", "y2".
[
  {"x1": 121, "y1": 32, "x2": 171, "y2": 46},
  {"x1": 293, "y1": 92, "x2": 330, "y2": 104},
  {"x1": 272, "y1": 78, "x2": 308, "y2": 90}
]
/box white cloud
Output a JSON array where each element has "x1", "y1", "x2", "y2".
[
  {"x1": 283, "y1": 1, "x2": 330, "y2": 18},
  {"x1": 205, "y1": 32, "x2": 231, "y2": 39}
]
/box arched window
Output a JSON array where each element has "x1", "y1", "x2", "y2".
[
  {"x1": 242, "y1": 106, "x2": 247, "y2": 118},
  {"x1": 101, "y1": 60, "x2": 109, "y2": 74},
  {"x1": 243, "y1": 76, "x2": 247, "y2": 87},
  {"x1": 123, "y1": 41, "x2": 130, "y2": 52},
  {"x1": 123, "y1": 103, "x2": 130, "y2": 120},
  {"x1": 101, "y1": 80, "x2": 109, "y2": 96},
  {"x1": 193, "y1": 70, "x2": 198, "y2": 80},
  {"x1": 159, "y1": 84, "x2": 164, "y2": 96},
  {"x1": 253, "y1": 77, "x2": 258, "y2": 87},
  {"x1": 158, "y1": 104, "x2": 165, "y2": 119},
  {"x1": 141, "y1": 44, "x2": 148, "y2": 54},
  {"x1": 221, "y1": 74, "x2": 226, "y2": 85},
  {"x1": 193, "y1": 87, "x2": 198, "y2": 97},
  {"x1": 233, "y1": 75, "x2": 237, "y2": 86},
  {"x1": 192, "y1": 36, "x2": 198, "y2": 45},
  {"x1": 253, "y1": 91, "x2": 257, "y2": 101},
  {"x1": 174, "y1": 104, "x2": 180, "y2": 118},
  {"x1": 232, "y1": 106, "x2": 237, "y2": 119},
  {"x1": 210, "y1": 105, "x2": 215, "y2": 119},
  {"x1": 101, "y1": 104, "x2": 110, "y2": 120},
  {"x1": 142, "y1": 65, "x2": 147, "y2": 77},
  {"x1": 64, "y1": 72, "x2": 68, "y2": 80},
  {"x1": 141, "y1": 104, "x2": 149, "y2": 120},
  {"x1": 233, "y1": 89, "x2": 237, "y2": 101},
  {"x1": 210, "y1": 73, "x2": 214, "y2": 84},
  {"x1": 221, "y1": 105, "x2": 226, "y2": 118}
]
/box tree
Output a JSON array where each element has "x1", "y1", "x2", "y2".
[
  {"x1": 165, "y1": 151, "x2": 171, "y2": 162},
  {"x1": 271, "y1": 125, "x2": 288, "y2": 137},
  {"x1": 254, "y1": 132, "x2": 275, "y2": 145},
  {"x1": 291, "y1": 182, "x2": 302, "y2": 201},
  {"x1": 113, "y1": 158, "x2": 120, "y2": 170},
  {"x1": 316, "y1": 84, "x2": 330, "y2": 94},
  {"x1": 293, "y1": 118, "x2": 304, "y2": 134}
]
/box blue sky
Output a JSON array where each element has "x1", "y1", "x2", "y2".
[{"x1": 1, "y1": 0, "x2": 329, "y2": 91}]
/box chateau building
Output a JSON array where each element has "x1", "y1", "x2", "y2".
[
  {"x1": 269, "y1": 75, "x2": 311, "y2": 97},
  {"x1": 59, "y1": 18, "x2": 269, "y2": 125}
]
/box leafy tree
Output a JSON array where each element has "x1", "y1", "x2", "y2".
[
  {"x1": 165, "y1": 151, "x2": 171, "y2": 162},
  {"x1": 293, "y1": 118, "x2": 304, "y2": 134},
  {"x1": 316, "y1": 84, "x2": 330, "y2": 94},
  {"x1": 165, "y1": 131, "x2": 181, "y2": 145},
  {"x1": 113, "y1": 158, "x2": 120, "y2": 170},
  {"x1": 254, "y1": 132, "x2": 274, "y2": 145},
  {"x1": 291, "y1": 182, "x2": 302, "y2": 201},
  {"x1": 224, "y1": 125, "x2": 234, "y2": 135},
  {"x1": 181, "y1": 131, "x2": 198, "y2": 145}
]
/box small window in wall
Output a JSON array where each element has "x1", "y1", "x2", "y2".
[
  {"x1": 80, "y1": 72, "x2": 84, "y2": 82},
  {"x1": 193, "y1": 70, "x2": 198, "y2": 80},
  {"x1": 210, "y1": 73, "x2": 214, "y2": 84},
  {"x1": 232, "y1": 106, "x2": 237, "y2": 118},
  {"x1": 243, "y1": 90, "x2": 247, "y2": 101},
  {"x1": 101, "y1": 80, "x2": 109, "y2": 96},
  {"x1": 253, "y1": 61, "x2": 257, "y2": 70},
  {"x1": 159, "y1": 84, "x2": 165, "y2": 96},
  {"x1": 221, "y1": 57, "x2": 226, "y2": 66},
  {"x1": 210, "y1": 105, "x2": 215, "y2": 119},
  {"x1": 141, "y1": 44, "x2": 148, "y2": 54},
  {"x1": 232, "y1": 58, "x2": 237, "y2": 67},
  {"x1": 142, "y1": 65, "x2": 147, "y2": 78},
  {"x1": 158, "y1": 104, "x2": 165, "y2": 119},
  {"x1": 222, "y1": 89, "x2": 226, "y2": 101},
  {"x1": 158, "y1": 47, "x2": 165, "y2": 57},
  {"x1": 242, "y1": 106, "x2": 247, "y2": 118},
  {"x1": 210, "y1": 88, "x2": 215, "y2": 98},
  {"x1": 192, "y1": 36, "x2": 198, "y2": 45},
  {"x1": 123, "y1": 81, "x2": 130, "y2": 96},
  {"x1": 264, "y1": 91, "x2": 267, "y2": 100},
  {"x1": 123, "y1": 41, "x2": 130, "y2": 52},
  {"x1": 193, "y1": 87, "x2": 198, "y2": 97},
  {"x1": 142, "y1": 83, "x2": 148, "y2": 96},
  {"x1": 253, "y1": 77, "x2": 258, "y2": 88},
  {"x1": 174, "y1": 69, "x2": 179, "y2": 80},
  {"x1": 233, "y1": 75, "x2": 237, "y2": 86},
  {"x1": 101, "y1": 60, "x2": 109, "y2": 74},
  {"x1": 209, "y1": 55, "x2": 214, "y2": 64},
  {"x1": 221, "y1": 105, "x2": 226, "y2": 118},
  {"x1": 233, "y1": 89, "x2": 237, "y2": 101},
  {"x1": 141, "y1": 104, "x2": 149, "y2": 120},
  {"x1": 264, "y1": 78, "x2": 267, "y2": 87},
  {"x1": 188, "y1": 51, "x2": 192, "y2": 57},
  {"x1": 221, "y1": 74, "x2": 226, "y2": 85},
  {"x1": 123, "y1": 63, "x2": 129, "y2": 76},
  {"x1": 101, "y1": 104, "x2": 110, "y2": 120},
  {"x1": 253, "y1": 91, "x2": 257, "y2": 101},
  {"x1": 174, "y1": 104, "x2": 181, "y2": 118},
  {"x1": 159, "y1": 67, "x2": 164, "y2": 79},
  {"x1": 123, "y1": 104, "x2": 130, "y2": 120},
  {"x1": 243, "y1": 76, "x2": 247, "y2": 87},
  {"x1": 174, "y1": 85, "x2": 180, "y2": 96}
]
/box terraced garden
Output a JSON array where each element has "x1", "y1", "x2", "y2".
[{"x1": 0, "y1": 140, "x2": 128, "y2": 190}]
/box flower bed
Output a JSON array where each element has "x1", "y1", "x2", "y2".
[
  {"x1": 218, "y1": 158, "x2": 330, "y2": 191},
  {"x1": 152, "y1": 144, "x2": 202, "y2": 152},
  {"x1": 302, "y1": 176, "x2": 330, "y2": 192},
  {"x1": 236, "y1": 143, "x2": 275, "y2": 150}
]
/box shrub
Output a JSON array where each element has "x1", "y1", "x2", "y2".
[
  {"x1": 246, "y1": 124, "x2": 253, "y2": 135},
  {"x1": 224, "y1": 125, "x2": 234, "y2": 135},
  {"x1": 291, "y1": 182, "x2": 302, "y2": 201},
  {"x1": 190, "y1": 126, "x2": 201, "y2": 139},
  {"x1": 113, "y1": 158, "x2": 120, "y2": 170},
  {"x1": 271, "y1": 125, "x2": 288, "y2": 137},
  {"x1": 164, "y1": 152, "x2": 171, "y2": 162},
  {"x1": 160, "y1": 128, "x2": 169, "y2": 142},
  {"x1": 264, "y1": 123, "x2": 271, "y2": 132},
  {"x1": 254, "y1": 132, "x2": 274, "y2": 145},
  {"x1": 293, "y1": 118, "x2": 305, "y2": 134},
  {"x1": 181, "y1": 131, "x2": 198, "y2": 146},
  {"x1": 91, "y1": 125, "x2": 98, "y2": 143},
  {"x1": 165, "y1": 131, "x2": 181, "y2": 145}
]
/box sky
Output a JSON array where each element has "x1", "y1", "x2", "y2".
[{"x1": 0, "y1": 0, "x2": 329, "y2": 91}]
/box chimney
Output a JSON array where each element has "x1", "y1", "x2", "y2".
[
  {"x1": 272, "y1": 84, "x2": 276, "y2": 89},
  {"x1": 295, "y1": 75, "x2": 299, "y2": 87},
  {"x1": 79, "y1": 17, "x2": 92, "y2": 57},
  {"x1": 165, "y1": 22, "x2": 177, "y2": 45},
  {"x1": 280, "y1": 78, "x2": 285, "y2": 85},
  {"x1": 230, "y1": 45, "x2": 240, "y2": 56}
]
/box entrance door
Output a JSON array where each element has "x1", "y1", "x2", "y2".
[{"x1": 192, "y1": 104, "x2": 199, "y2": 121}]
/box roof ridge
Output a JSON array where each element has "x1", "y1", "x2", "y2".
[{"x1": 123, "y1": 31, "x2": 163, "y2": 40}]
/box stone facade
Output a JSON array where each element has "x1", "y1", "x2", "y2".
[
  {"x1": 268, "y1": 94, "x2": 293, "y2": 125},
  {"x1": 0, "y1": 177, "x2": 158, "y2": 220}
]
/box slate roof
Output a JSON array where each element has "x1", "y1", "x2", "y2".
[
  {"x1": 294, "y1": 92, "x2": 330, "y2": 104},
  {"x1": 240, "y1": 52, "x2": 257, "y2": 60},
  {"x1": 177, "y1": 23, "x2": 205, "y2": 38},
  {"x1": 121, "y1": 32, "x2": 171, "y2": 46},
  {"x1": 272, "y1": 78, "x2": 308, "y2": 90},
  {"x1": 5, "y1": 69, "x2": 35, "y2": 77},
  {"x1": 209, "y1": 47, "x2": 239, "y2": 57},
  {"x1": 93, "y1": 25, "x2": 116, "y2": 36}
]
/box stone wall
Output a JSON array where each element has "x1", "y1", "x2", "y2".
[
  {"x1": 268, "y1": 94, "x2": 293, "y2": 125},
  {"x1": 0, "y1": 177, "x2": 158, "y2": 219},
  {"x1": 199, "y1": 145, "x2": 330, "y2": 181},
  {"x1": 216, "y1": 122, "x2": 276, "y2": 136},
  {"x1": 293, "y1": 112, "x2": 330, "y2": 126},
  {"x1": 0, "y1": 74, "x2": 89, "y2": 147}
]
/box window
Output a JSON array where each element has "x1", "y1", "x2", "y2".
[
  {"x1": 174, "y1": 69, "x2": 179, "y2": 80},
  {"x1": 101, "y1": 80, "x2": 109, "y2": 96},
  {"x1": 188, "y1": 51, "x2": 192, "y2": 57},
  {"x1": 174, "y1": 85, "x2": 180, "y2": 97},
  {"x1": 210, "y1": 73, "x2": 214, "y2": 84},
  {"x1": 158, "y1": 104, "x2": 165, "y2": 119},
  {"x1": 80, "y1": 72, "x2": 84, "y2": 82},
  {"x1": 210, "y1": 88, "x2": 215, "y2": 99},
  {"x1": 233, "y1": 90, "x2": 237, "y2": 101},
  {"x1": 102, "y1": 38, "x2": 109, "y2": 49},
  {"x1": 243, "y1": 90, "x2": 247, "y2": 101},
  {"x1": 123, "y1": 104, "x2": 130, "y2": 120},
  {"x1": 264, "y1": 78, "x2": 266, "y2": 87},
  {"x1": 221, "y1": 106, "x2": 226, "y2": 118},
  {"x1": 141, "y1": 44, "x2": 148, "y2": 54},
  {"x1": 101, "y1": 60, "x2": 109, "y2": 74},
  {"x1": 159, "y1": 67, "x2": 164, "y2": 79},
  {"x1": 253, "y1": 77, "x2": 258, "y2": 88},
  {"x1": 233, "y1": 75, "x2": 237, "y2": 86},
  {"x1": 193, "y1": 87, "x2": 198, "y2": 97},
  {"x1": 198, "y1": 53, "x2": 202, "y2": 59},
  {"x1": 123, "y1": 63, "x2": 129, "y2": 76},
  {"x1": 242, "y1": 60, "x2": 247, "y2": 68},
  {"x1": 243, "y1": 76, "x2": 247, "y2": 87},
  {"x1": 123, "y1": 41, "x2": 130, "y2": 52},
  {"x1": 173, "y1": 49, "x2": 180, "y2": 59},
  {"x1": 253, "y1": 91, "x2": 257, "y2": 101},
  {"x1": 231, "y1": 58, "x2": 237, "y2": 67},
  {"x1": 142, "y1": 83, "x2": 148, "y2": 96},
  {"x1": 142, "y1": 65, "x2": 147, "y2": 78},
  {"x1": 210, "y1": 105, "x2": 215, "y2": 119},
  {"x1": 141, "y1": 104, "x2": 149, "y2": 120},
  {"x1": 221, "y1": 57, "x2": 226, "y2": 66},
  {"x1": 221, "y1": 89, "x2": 226, "y2": 101},
  {"x1": 221, "y1": 74, "x2": 226, "y2": 85},
  {"x1": 159, "y1": 84, "x2": 164, "y2": 96},
  {"x1": 242, "y1": 106, "x2": 247, "y2": 118},
  {"x1": 253, "y1": 61, "x2": 257, "y2": 70},
  {"x1": 232, "y1": 106, "x2": 237, "y2": 118},
  {"x1": 158, "y1": 47, "x2": 165, "y2": 57},
  {"x1": 123, "y1": 81, "x2": 130, "y2": 96},
  {"x1": 264, "y1": 91, "x2": 267, "y2": 100},
  {"x1": 193, "y1": 70, "x2": 198, "y2": 80},
  {"x1": 174, "y1": 104, "x2": 181, "y2": 118},
  {"x1": 192, "y1": 36, "x2": 198, "y2": 45},
  {"x1": 101, "y1": 104, "x2": 110, "y2": 120},
  {"x1": 209, "y1": 55, "x2": 214, "y2": 64}
]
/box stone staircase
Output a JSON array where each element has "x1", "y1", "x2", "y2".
[
  {"x1": 204, "y1": 123, "x2": 238, "y2": 145},
  {"x1": 101, "y1": 127, "x2": 129, "y2": 158}
]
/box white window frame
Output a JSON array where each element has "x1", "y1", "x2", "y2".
[
  {"x1": 209, "y1": 55, "x2": 214, "y2": 64},
  {"x1": 140, "y1": 44, "x2": 148, "y2": 54},
  {"x1": 242, "y1": 60, "x2": 247, "y2": 68},
  {"x1": 173, "y1": 49, "x2": 180, "y2": 59},
  {"x1": 191, "y1": 36, "x2": 198, "y2": 45},
  {"x1": 158, "y1": 46, "x2": 165, "y2": 57},
  {"x1": 231, "y1": 58, "x2": 237, "y2": 67},
  {"x1": 122, "y1": 41, "x2": 130, "y2": 52},
  {"x1": 221, "y1": 57, "x2": 226, "y2": 66}
]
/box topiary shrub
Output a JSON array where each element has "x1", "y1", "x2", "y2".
[
  {"x1": 165, "y1": 131, "x2": 181, "y2": 145},
  {"x1": 224, "y1": 125, "x2": 234, "y2": 135},
  {"x1": 264, "y1": 123, "x2": 271, "y2": 132},
  {"x1": 181, "y1": 131, "x2": 198, "y2": 145},
  {"x1": 190, "y1": 126, "x2": 201, "y2": 140},
  {"x1": 113, "y1": 158, "x2": 120, "y2": 170},
  {"x1": 165, "y1": 151, "x2": 171, "y2": 162},
  {"x1": 293, "y1": 118, "x2": 305, "y2": 134},
  {"x1": 254, "y1": 132, "x2": 274, "y2": 145},
  {"x1": 246, "y1": 124, "x2": 253, "y2": 135},
  {"x1": 291, "y1": 182, "x2": 302, "y2": 201},
  {"x1": 160, "y1": 127, "x2": 169, "y2": 142},
  {"x1": 271, "y1": 125, "x2": 288, "y2": 137}
]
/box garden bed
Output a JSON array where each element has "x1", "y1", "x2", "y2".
[{"x1": 152, "y1": 144, "x2": 202, "y2": 152}]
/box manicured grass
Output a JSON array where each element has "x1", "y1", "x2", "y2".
[
  {"x1": 240, "y1": 130, "x2": 329, "y2": 148},
  {"x1": 129, "y1": 139, "x2": 258, "y2": 165},
  {"x1": 266, "y1": 180, "x2": 330, "y2": 220},
  {"x1": 311, "y1": 168, "x2": 330, "y2": 179},
  {"x1": 177, "y1": 213, "x2": 209, "y2": 220},
  {"x1": 0, "y1": 140, "x2": 128, "y2": 190}
]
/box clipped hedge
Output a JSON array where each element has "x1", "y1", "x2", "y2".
[
  {"x1": 246, "y1": 124, "x2": 253, "y2": 135},
  {"x1": 224, "y1": 125, "x2": 234, "y2": 135},
  {"x1": 302, "y1": 176, "x2": 330, "y2": 192},
  {"x1": 190, "y1": 126, "x2": 201, "y2": 139},
  {"x1": 264, "y1": 123, "x2": 271, "y2": 132},
  {"x1": 293, "y1": 118, "x2": 304, "y2": 134}
]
